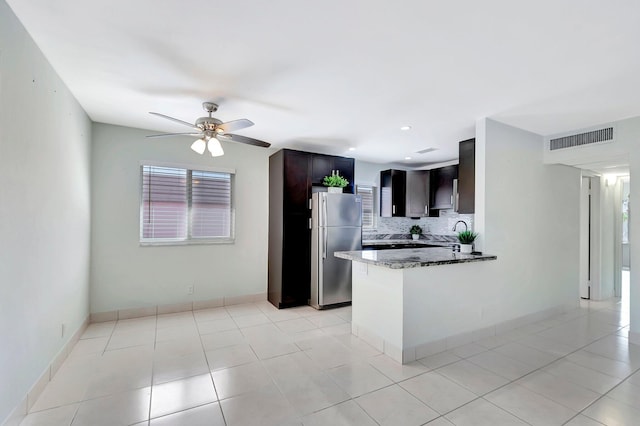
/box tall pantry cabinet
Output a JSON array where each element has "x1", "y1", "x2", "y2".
[{"x1": 268, "y1": 149, "x2": 355, "y2": 308}]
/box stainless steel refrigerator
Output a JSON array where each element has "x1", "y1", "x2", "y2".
[{"x1": 310, "y1": 192, "x2": 362, "y2": 309}]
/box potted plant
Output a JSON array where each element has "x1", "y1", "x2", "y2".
[
  {"x1": 457, "y1": 230, "x2": 478, "y2": 254},
  {"x1": 410, "y1": 225, "x2": 422, "y2": 240},
  {"x1": 323, "y1": 171, "x2": 349, "y2": 193}
]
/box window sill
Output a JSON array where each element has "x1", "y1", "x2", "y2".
[{"x1": 140, "y1": 238, "x2": 235, "y2": 247}]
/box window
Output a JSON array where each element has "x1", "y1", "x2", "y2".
[
  {"x1": 356, "y1": 185, "x2": 376, "y2": 229},
  {"x1": 140, "y1": 164, "x2": 234, "y2": 244}
]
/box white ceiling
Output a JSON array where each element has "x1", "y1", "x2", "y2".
[{"x1": 7, "y1": 0, "x2": 640, "y2": 166}]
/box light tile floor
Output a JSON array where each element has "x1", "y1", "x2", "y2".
[{"x1": 21, "y1": 288, "x2": 640, "y2": 425}]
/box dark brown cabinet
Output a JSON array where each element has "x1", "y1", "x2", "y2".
[
  {"x1": 457, "y1": 138, "x2": 475, "y2": 214},
  {"x1": 311, "y1": 155, "x2": 355, "y2": 193},
  {"x1": 380, "y1": 169, "x2": 406, "y2": 217},
  {"x1": 405, "y1": 171, "x2": 430, "y2": 217},
  {"x1": 380, "y1": 169, "x2": 430, "y2": 218},
  {"x1": 429, "y1": 165, "x2": 458, "y2": 214},
  {"x1": 268, "y1": 149, "x2": 355, "y2": 308}
]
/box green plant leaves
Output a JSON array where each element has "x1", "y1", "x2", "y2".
[
  {"x1": 457, "y1": 230, "x2": 478, "y2": 244},
  {"x1": 322, "y1": 172, "x2": 349, "y2": 188}
]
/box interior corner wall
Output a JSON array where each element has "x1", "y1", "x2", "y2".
[
  {"x1": 0, "y1": 1, "x2": 92, "y2": 422},
  {"x1": 89, "y1": 123, "x2": 270, "y2": 313},
  {"x1": 476, "y1": 118, "x2": 581, "y2": 322}
]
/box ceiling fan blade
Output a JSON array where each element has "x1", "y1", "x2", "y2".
[
  {"x1": 146, "y1": 132, "x2": 203, "y2": 138},
  {"x1": 217, "y1": 119, "x2": 254, "y2": 133},
  {"x1": 218, "y1": 133, "x2": 271, "y2": 148},
  {"x1": 149, "y1": 112, "x2": 201, "y2": 131}
]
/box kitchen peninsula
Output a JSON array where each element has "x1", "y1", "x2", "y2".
[{"x1": 335, "y1": 247, "x2": 498, "y2": 364}]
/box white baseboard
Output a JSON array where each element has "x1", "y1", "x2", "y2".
[
  {"x1": 90, "y1": 292, "x2": 268, "y2": 323},
  {"x1": 354, "y1": 304, "x2": 571, "y2": 365},
  {"x1": 2, "y1": 316, "x2": 89, "y2": 426}
]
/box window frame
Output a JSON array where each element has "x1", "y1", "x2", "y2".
[
  {"x1": 139, "y1": 161, "x2": 236, "y2": 246},
  {"x1": 356, "y1": 184, "x2": 377, "y2": 231}
]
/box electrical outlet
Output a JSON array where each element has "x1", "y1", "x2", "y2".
[
  {"x1": 61, "y1": 323, "x2": 65, "y2": 338},
  {"x1": 187, "y1": 285, "x2": 194, "y2": 295}
]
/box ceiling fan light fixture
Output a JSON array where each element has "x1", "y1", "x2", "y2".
[
  {"x1": 191, "y1": 138, "x2": 207, "y2": 155},
  {"x1": 208, "y1": 138, "x2": 224, "y2": 157}
]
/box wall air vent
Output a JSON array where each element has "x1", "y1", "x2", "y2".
[{"x1": 549, "y1": 127, "x2": 613, "y2": 151}]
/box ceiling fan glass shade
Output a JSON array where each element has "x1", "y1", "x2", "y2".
[
  {"x1": 208, "y1": 138, "x2": 224, "y2": 157},
  {"x1": 190, "y1": 138, "x2": 207, "y2": 155}
]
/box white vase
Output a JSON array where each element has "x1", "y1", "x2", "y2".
[
  {"x1": 412, "y1": 234, "x2": 420, "y2": 240},
  {"x1": 460, "y1": 244, "x2": 473, "y2": 254},
  {"x1": 327, "y1": 187, "x2": 343, "y2": 193}
]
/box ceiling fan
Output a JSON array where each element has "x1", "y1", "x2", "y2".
[{"x1": 147, "y1": 101, "x2": 271, "y2": 157}]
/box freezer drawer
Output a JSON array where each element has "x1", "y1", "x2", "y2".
[{"x1": 310, "y1": 226, "x2": 361, "y2": 308}]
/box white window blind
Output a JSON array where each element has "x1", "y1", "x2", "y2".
[
  {"x1": 141, "y1": 165, "x2": 233, "y2": 243},
  {"x1": 357, "y1": 185, "x2": 375, "y2": 229}
]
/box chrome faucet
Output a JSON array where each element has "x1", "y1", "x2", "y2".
[{"x1": 452, "y1": 220, "x2": 468, "y2": 232}]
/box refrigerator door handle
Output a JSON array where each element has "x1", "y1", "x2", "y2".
[
  {"x1": 323, "y1": 226, "x2": 328, "y2": 259},
  {"x1": 322, "y1": 196, "x2": 328, "y2": 259}
]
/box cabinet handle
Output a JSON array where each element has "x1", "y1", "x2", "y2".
[
  {"x1": 425, "y1": 205, "x2": 428, "y2": 215},
  {"x1": 392, "y1": 205, "x2": 396, "y2": 214},
  {"x1": 309, "y1": 218, "x2": 312, "y2": 229},
  {"x1": 452, "y1": 179, "x2": 459, "y2": 212}
]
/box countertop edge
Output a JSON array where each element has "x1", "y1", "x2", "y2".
[{"x1": 335, "y1": 250, "x2": 497, "y2": 269}]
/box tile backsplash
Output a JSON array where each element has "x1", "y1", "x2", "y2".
[{"x1": 366, "y1": 211, "x2": 474, "y2": 237}]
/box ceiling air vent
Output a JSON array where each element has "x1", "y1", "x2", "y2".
[
  {"x1": 549, "y1": 127, "x2": 613, "y2": 151},
  {"x1": 416, "y1": 147, "x2": 438, "y2": 154}
]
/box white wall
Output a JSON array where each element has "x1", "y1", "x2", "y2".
[
  {"x1": 90, "y1": 123, "x2": 270, "y2": 313},
  {"x1": 540, "y1": 115, "x2": 640, "y2": 341},
  {"x1": 0, "y1": 2, "x2": 92, "y2": 422},
  {"x1": 475, "y1": 119, "x2": 581, "y2": 319}
]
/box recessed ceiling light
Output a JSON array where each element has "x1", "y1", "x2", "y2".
[
  {"x1": 400, "y1": 126, "x2": 412, "y2": 131},
  {"x1": 348, "y1": 147, "x2": 356, "y2": 151},
  {"x1": 405, "y1": 156, "x2": 412, "y2": 160}
]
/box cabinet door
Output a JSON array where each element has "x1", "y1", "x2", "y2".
[
  {"x1": 430, "y1": 165, "x2": 458, "y2": 211},
  {"x1": 457, "y1": 139, "x2": 475, "y2": 214},
  {"x1": 283, "y1": 150, "x2": 311, "y2": 213},
  {"x1": 282, "y1": 213, "x2": 311, "y2": 306},
  {"x1": 406, "y1": 171, "x2": 429, "y2": 217},
  {"x1": 311, "y1": 155, "x2": 333, "y2": 186},
  {"x1": 380, "y1": 169, "x2": 406, "y2": 217},
  {"x1": 391, "y1": 170, "x2": 406, "y2": 216},
  {"x1": 333, "y1": 157, "x2": 355, "y2": 194}
]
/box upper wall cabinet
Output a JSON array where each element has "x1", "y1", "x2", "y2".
[
  {"x1": 457, "y1": 138, "x2": 475, "y2": 214},
  {"x1": 380, "y1": 169, "x2": 430, "y2": 218},
  {"x1": 405, "y1": 171, "x2": 430, "y2": 217},
  {"x1": 429, "y1": 165, "x2": 458, "y2": 213},
  {"x1": 311, "y1": 154, "x2": 355, "y2": 193},
  {"x1": 380, "y1": 169, "x2": 406, "y2": 217}
]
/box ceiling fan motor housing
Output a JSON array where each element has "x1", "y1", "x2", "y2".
[{"x1": 196, "y1": 116, "x2": 223, "y2": 130}]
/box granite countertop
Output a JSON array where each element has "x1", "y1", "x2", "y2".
[
  {"x1": 362, "y1": 239, "x2": 454, "y2": 247},
  {"x1": 335, "y1": 247, "x2": 497, "y2": 269},
  {"x1": 362, "y1": 234, "x2": 458, "y2": 247}
]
